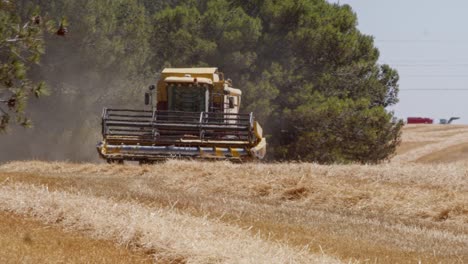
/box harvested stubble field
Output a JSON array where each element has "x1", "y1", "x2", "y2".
[{"x1": 0, "y1": 124, "x2": 467, "y2": 263}]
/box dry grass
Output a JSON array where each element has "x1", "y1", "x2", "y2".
[
  {"x1": 394, "y1": 124, "x2": 468, "y2": 163},
  {"x1": 1, "y1": 160, "x2": 467, "y2": 263},
  {"x1": 0, "y1": 180, "x2": 338, "y2": 264},
  {"x1": 0, "y1": 212, "x2": 152, "y2": 264},
  {"x1": 416, "y1": 142, "x2": 468, "y2": 163},
  {"x1": 396, "y1": 141, "x2": 435, "y2": 155},
  {"x1": 1, "y1": 125, "x2": 467, "y2": 263}
]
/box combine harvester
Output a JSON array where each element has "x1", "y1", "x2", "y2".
[{"x1": 97, "y1": 68, "x2": 266, "y2": 163}]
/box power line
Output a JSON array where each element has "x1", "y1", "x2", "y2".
[
  {"x1": 393, "y1": 64, "x2": 468, "y2": 67},
  {"x1": 375, "y1": 39, "x2": 468, "y2": 43},
  {"x1": 382, "y1": 59, "x2": 464, "y2": 61},
  {"x1": 400, "y1": 89, "x2": 468, "y2": 91},
  {"x1": 403, "y1": 75, "x2": 468, "y2": 77},
  {"x1": 383, "y1": 61, "x2": 468, "y2": 64}
]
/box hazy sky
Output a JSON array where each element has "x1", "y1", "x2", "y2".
[{"x1": 328, "y1": 0, "x2": 468, "y2": 124}]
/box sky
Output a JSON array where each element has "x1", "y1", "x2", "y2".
[{"x1": 328, "y1": 0, "x2": 468, "y2": 124}]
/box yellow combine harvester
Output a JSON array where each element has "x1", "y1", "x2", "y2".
[{"x1": 97, "y1": 68, "x2": 266, "y2": 163}]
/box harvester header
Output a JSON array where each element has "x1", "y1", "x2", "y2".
[{"x1": 97, "y1": 67, "x2": 266, "y2": 163}]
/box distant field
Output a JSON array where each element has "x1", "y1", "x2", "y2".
[
  {"x1": 394, "y1": 124, "x2": 468, "y2": 163},
  {"x1": 0, "y1": 125, "x2": 467, "y2": 263}
]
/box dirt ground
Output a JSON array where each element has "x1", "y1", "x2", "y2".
[{"x1": 0, "y1": 212, "x2": 152, "y2": 264}]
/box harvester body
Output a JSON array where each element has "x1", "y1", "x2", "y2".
[{"x1": 97, "y1": 68, "x2": 266, "y2": 163}]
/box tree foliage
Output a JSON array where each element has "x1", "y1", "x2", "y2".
[
  {"x1": 0, "y1": 0, "x2": 402, "y2": 163},
  {"x1": 0, "y1": 1, "x2": 49, "y2": 131},
  {"x1": 150, "y1": 0, "x2": 402, "y2": 163}
]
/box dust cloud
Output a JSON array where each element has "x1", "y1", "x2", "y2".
[{"x1": 0, "y1": 36, "x2": 149, "y2": 163}]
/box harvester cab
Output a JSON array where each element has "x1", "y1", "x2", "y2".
[{"x1": 97, "y1": 68, "x2": 266, "y2": 163}]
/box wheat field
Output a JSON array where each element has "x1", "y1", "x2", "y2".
[{"x1": 0, "y1": 124, "x2": 467, "y2": 263}]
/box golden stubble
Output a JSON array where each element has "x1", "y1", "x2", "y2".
[
  {"x1": 0, "y1": 125, "x2": 467, "y2": 263},
  {"x1": 1, "y1": 159, "x2": 467, "y2": 263}
]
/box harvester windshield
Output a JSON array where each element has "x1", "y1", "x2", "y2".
[{"x1": 167, "y1": 83, "x2": 208, "y2": 112}]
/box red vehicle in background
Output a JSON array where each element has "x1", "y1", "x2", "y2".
[{"x1": 407, "y1": 117, "x2": 433, "y2": 124}]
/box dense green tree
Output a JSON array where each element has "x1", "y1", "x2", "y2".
[
  {"x1": 280, "y1": 94, "x2": 402, "y2": 163},
  {"x1": 235, "y1": 0, "x2": 402, "y2": 163},
  {"x1": 151, "y1": 0, "x2": 402, "y2": 163},
  {"x1": 1, "y1": 0, "x2": 402, "y2": 163},
  {"x1": 151, "y1": 0, "x2": 261, "y2": 80}
]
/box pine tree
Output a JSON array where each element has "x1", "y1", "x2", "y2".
[{"x1": 0, "y1": 1, "x2": 48, "y2": 131}]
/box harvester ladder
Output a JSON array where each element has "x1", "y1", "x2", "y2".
[{"x1": 151, "y1": 109, "x2": 159, "y2": 141}]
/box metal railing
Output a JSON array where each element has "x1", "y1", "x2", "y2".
[{"x1": 101, "y1": 108, "x2": 255, "y2": 145}]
